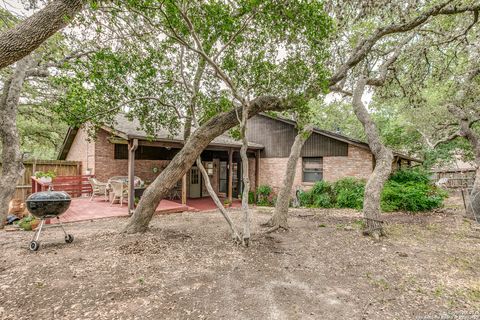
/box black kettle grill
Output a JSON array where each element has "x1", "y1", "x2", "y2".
[{"x1": 25, "y1": 187, "x2": 74, "y2": 251}]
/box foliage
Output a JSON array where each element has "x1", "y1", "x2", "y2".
[
  {"x1": 52, "y1": 0, "x2": 333, "y2": 140},
  {"x1": 381, "y1": 169, "x2": 448, "y2": 212},
  {"x1": 16, "y1": 215, "x2": 38, "y2": 231},
  {"x1": 248, "y1": 191, "x2": 255, "y2": 205},
  {"x1": 34, "y1": 170, "x2": 56, "y2": 179},
  {"x1": 310, "y1": 180, "x2": 335, "y2": 208},
  {"x1": 256, "y1": 184, "x2": 273, "y2": 206},
  {"x1": 388, "y1": 168, "x2": 431, "y2": 184},
  {"x1": 332, "y1": 178, "x2": 365, "y2": 210},
  {"x1": 297, "y1": 169, "x2": 447, "y2": 212}
]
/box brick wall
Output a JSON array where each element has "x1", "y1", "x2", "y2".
[
  {"x1": 66, "y1": 127, "x2": 95, "y2": 175},
  {"x1": 323, "y1": 145, "x2": 373, "y2": 181},
  {"x1": 93, "y1": 129, "x2": 171, "y2": 183},
  {"x1": 258, "y1": 144, "x2": 373, "y2": 195},
  {"x1": 258, "y1": 158, "x2": 303, "y2": 195}
]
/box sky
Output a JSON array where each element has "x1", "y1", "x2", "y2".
[
  {"x1": 1, "y1": 0, "x2": 374, "y2": 106},
  {"x1": 2, "y1": 0, "x2": 33, "y2": 16}
]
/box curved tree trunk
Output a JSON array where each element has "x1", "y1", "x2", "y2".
[
  {"x1": 447, "y1": 105, "x2": 480, "y2": 219},
  {"x1": 0, "y1": 0, "x2": 85, "y2": 70},
  {"x1": 122, "y1": 96, "x2": 290, "y2": 233},
  {"x1": 470, "y1": 167, "x2": 480, "y2": 220},
  {"x1": 352, "y1": 77, "x2": 393, "y2": 238},
  {"x1": 265, "y1": 125, "x2": 313, "y2": 231},
  {"x1": 196, "y1": 157, "x2": 242, "y2": 241},
  {"x1": 0, "y1": 57, "x2": 33, "y2": 228}
]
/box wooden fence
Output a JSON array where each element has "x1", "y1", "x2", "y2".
[
  {"x1": 0, "y1": 160, "x2": 82, "y2": 201},
  {"x1": 432, "y1": 169, "x2": 476, "y2": 189}
]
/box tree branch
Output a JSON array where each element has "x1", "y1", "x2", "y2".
[
  {"x1": 0, "y1": 0, "x2": 86, "y2": 69},
  {"x1": 328, "y1": 0, "x2": 480, "y2": 88}
]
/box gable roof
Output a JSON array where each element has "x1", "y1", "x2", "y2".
[
  {"x1": 258, "y1": 113, "x2": 422, "y2": 163},
  {"x1": 58, "y1": 113, "x2": 422, "y2": 163},
  {"x1": 57, "y1": 114, "x2": 263, "y2": 160}
]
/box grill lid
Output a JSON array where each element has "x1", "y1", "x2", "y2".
[{"x1": 26, "y1": 190, "x2": 71, "y2": 202}]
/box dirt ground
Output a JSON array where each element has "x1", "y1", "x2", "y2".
[{"x1": 1, "y1": 197, "x2": 479, "y2": 320}]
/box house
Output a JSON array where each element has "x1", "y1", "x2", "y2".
[{"x1": 58, "y1": 113, "x2": 419, "y2": 210}]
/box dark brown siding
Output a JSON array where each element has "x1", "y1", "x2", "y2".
[{"x1": 247, "y1": 115, "x2": 348, "y2": 158}]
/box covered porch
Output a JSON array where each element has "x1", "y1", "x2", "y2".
[{"x1": 121, "y1": 136, "x2": 263, "y2": 214}]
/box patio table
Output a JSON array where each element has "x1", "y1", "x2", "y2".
[{"x1": 107, "y1": 176, "x2": 145, "y2": 203}]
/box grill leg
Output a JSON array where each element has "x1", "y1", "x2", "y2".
[
  {"x1": 56, "y1": 217, "x2": 68, "y2": 237},
  {"x1": 32, "y1": 219, "x2": 45, "y2": 242}
]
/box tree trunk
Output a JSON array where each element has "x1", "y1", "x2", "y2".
[
  {"x1": 352, "y1": 77, "x2": 393, "y2": 238},
  {"x1": 0, "y1": 57, "x2": 33, "y2": 227},
  {"x1": 239, "y1": 107, "x2": 251, "y2": 246},
  {"x1": 0, "y1": 0, "x2": 85, "y2": 70},
  {"x1": 470, "y1": 167, "x2": 480, "y2": 220},
  {"x1": 196, "y1": 157, "x2": 242, "y2": 241},
  {"x1": 447, "y1": 105, "x2": 480, "y2": 219},
  {"x1": 265, "y1": 125, "x2": 313, "y2": 231},
  {"x1": 122, "y1": 95, "x2": 291, "y2": 233}
]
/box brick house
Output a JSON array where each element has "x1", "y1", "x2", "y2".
[{"x1": 58, "y1": 113, "x2": 419, "y2": 208}]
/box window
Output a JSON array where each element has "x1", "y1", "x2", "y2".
[
  {"x1": 113, "y1": 144, "x2": 180, "y2": 160},
  {"x1": 205, "y1": 162, "x2": 214, "y2": 176},
  {"x1": 114, "y1": 144, "x2": 129, "y2": 159},
  {"x1": 302, "y1": 157, "x2": 323, "y2": 182}
]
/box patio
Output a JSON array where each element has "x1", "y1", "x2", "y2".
[
  {"x1": 49, "y1": 196, "x2": 242, "y2": 224},
  {"x1": 50, "y1": 197, "x2": 191, "y2": 224}
]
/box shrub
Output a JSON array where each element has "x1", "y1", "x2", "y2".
[
  {"x1": 380, "y1": 168, "x2": 447, "y2": 212},
  {"x1": 310, "y1": 181, "x2": 334, "y2": 208},
  {"x1": 248, "y1": 191, "x2": 255, "y2": 204},
  {"x1": 257, "y1": 184, "x2": 273, "y2": 206},
  {"x1": 388, "y1": 168, "x2": 431, "y2": 184},
  {"x1": 381, "y1": 180, "x2": 447, "y2": 212},
  {"x1": 295, "y1": 168, "x2": 447, "y2": 213},
  {"x1": 298, "y1": 190, "x2": 313, "y2": 207},
  {"x1": 332, "y1": 178, "x2": 365, "y2": 210}
]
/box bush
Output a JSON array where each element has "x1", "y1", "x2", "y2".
[
  {"x1": 298, "y1": 190, "x2": 313, "y2": 207},
  {"x1": 257, "y1": 184, "x2": 273, "y2": 206},
  {"x1": 295, "y1": 168, "x2": 447, "y2": 213},
  {"x1": 332, "y1": 178, "x2": 365, "y2": 210},
  {"x1": 248, "y1": 191, "x2": 255, "y2": 204},
  {"x1": 388, "y1": 168, "x2": 431, "y2": 184},
  {"x1": 310, "y1": 181, "x2": 334, "y2": 208},
  {"x1": 381, "y1": 180, "x2": 448, "y2": 212}
]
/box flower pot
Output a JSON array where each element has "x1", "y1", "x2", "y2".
[{"x1": 39, "y1": 177, "x2": 52, "y2": 184}]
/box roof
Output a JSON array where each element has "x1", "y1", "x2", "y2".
[
  {"x1": 58, "y1": 114, "x2": 263, "y2": 160},
  {"x1": 258, "y1": 113, "x2": 422, "y2": 163},
  {"x1": 58, "y1": 113, "x2": 422, "y2": 163}
]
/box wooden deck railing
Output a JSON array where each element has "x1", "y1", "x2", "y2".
[{"x1": 31, "y1": 175, "x2": 94, "y2": 197}]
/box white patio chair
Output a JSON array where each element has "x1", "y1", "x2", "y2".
[
  {"x1": 110, "y1": 181, "x2": 128, "y2": 206},
  {"x1": 88, "y1": 177, "x2": 109, "y2": 201}
]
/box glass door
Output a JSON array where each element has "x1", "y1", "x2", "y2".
[{"x1": 219, "y1": 161, "x2": 227, "y2": 194}]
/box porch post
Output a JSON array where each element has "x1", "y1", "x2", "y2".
[
  {"x1": 228, "y1": 148, "x2": 233, "y2": 202},
  {"x1": 254, "y1": 149, "x2": 260, "y2": 202},
  {"x1": 127, "y1": 138, "x2": 138, "y2": 214},
  {"x1": 182, "y1": 174, "x2": 187, "y2": 205}
]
